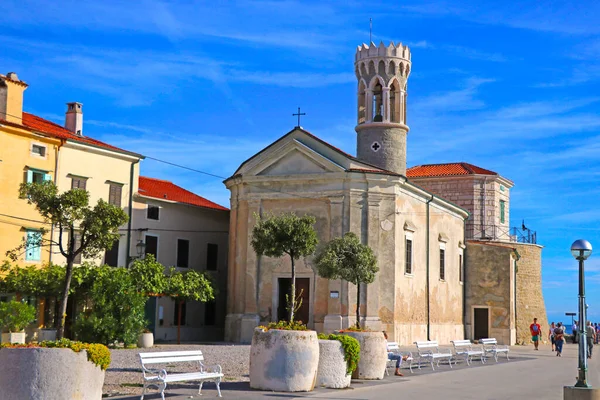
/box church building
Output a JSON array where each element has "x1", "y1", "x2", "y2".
[{"x1": 224, "y1": 42, "x2": 471, "y2": 345}]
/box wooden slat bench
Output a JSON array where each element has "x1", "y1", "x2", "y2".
[
  {"x1": 451, "y1": 339, "x2": 486, "y2": 365},
  {"x1": 139, "y1": 350, "x2": 224, "y2": 399},
  {"x1": 414, "y1": 341, "x2": 453, "y2": 370},
  {"x1": 480, "y1": 338, "x2": 510, "y2": 362},
  {"x1": 385, "y1": 342, "x2": 414, "y2": 375}
]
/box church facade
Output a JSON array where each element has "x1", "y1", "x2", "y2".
[{"x1": 224, "y1": 42, "x2": 470, "y2": 344}]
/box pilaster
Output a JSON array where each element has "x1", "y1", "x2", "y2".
[
  {"x1": 324, "y1": 195, "x2": 345, "y2": 332},
  {"x1": 364, "y1": 193, "x2": 382, "y2": 330}
]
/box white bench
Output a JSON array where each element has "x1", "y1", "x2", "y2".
[
  {"x1": 139, "y1": 350, "x2": 224, "y2": 399},
  {"x1": 385, "y1": 342, "x2": 414, "y2": 375},
  {"x1": 414, "y1": 341, "x2": 453, "y2": 370},
  {"x1": 451, "y1": 339, "x2": 486, "y2": 365},
  {"x1": 480, "y1": 338, "x2": 510, "y2": 362}
]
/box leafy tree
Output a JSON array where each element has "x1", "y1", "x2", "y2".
[
  {"x1": 251, "y1": 212, "x2": 318, "y2": 323},
  {"x1": 315, "y1": 232, "x2": 378, "y2": 329},
  {"x1": 129, "y1": 255, "x2": 168, "y2": 296},
  {"x1": 74, "y1": 265, "x2": 146, "y2": 347},
  {"x1": 165, "y1": 267, "x2": 215, "y2": 344},
  {"x1": 7, "y1": 181, "x2": 128, "y2": 339}
]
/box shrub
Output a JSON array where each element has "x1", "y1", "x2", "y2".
[
  {"x1": 74, "y1": 266, "x2": 146, "y2": 347},
  {"x1": 259, "y1": 320, "x2": 309, "y2": 331},
  {"x1": 319, "y1": 333, "x2": 361, "y2": 374},
  {"x1": 0, "y1": 300, "x2": 36, "y2": 332},
  {"x1": 0, "y1": 339, "x2": 111, "y2": 370}
]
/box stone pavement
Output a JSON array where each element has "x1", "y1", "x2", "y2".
[{"x1": 110, "y1": 342, "x2": 600, "y2": 400}]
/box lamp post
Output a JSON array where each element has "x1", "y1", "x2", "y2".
[{"x1": 571, "y1": 239, "x2": 593, "y2": 388}]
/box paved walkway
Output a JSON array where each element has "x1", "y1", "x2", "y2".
[{"x1": 113, "y1": 342, "x2": 600, "y2": 400}]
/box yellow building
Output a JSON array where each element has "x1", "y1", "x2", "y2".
[
  {"x1": 0, "y1": 73, "x2": 59, "y2": 267},
  {"x1": 1, "y1": 72, "x2": 143, "y2": 269}
]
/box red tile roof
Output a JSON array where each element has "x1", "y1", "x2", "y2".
[
  {"x1": 407, "y1": 162, "x2": 497, "y2": 178},
  {"x1": 18, "y1": 112, "x2": 140, "y2": 156},
  {"x1": 139, "y1": 176, "x2": 229, "y2": 211}
]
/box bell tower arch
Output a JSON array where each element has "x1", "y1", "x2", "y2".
[{"x1": 355, "y1": 41, "x2": 411, "y2": 175}]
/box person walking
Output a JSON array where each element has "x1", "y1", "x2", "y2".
[
  {"x1": 587, "y1": 321, "x2": 596, "y2": 359},
  {"x1": 549, "y1": 322, "x2": 556, "y2": 352},
  {"x1": 595, "y1": 323, "x2": 600, "y2": 345},
  {"x1": 573, "y1": 320, "x2": 579, "y2": 344},
  {"x1": 555, "y1": 322, "x2": 565, "y2": 357},
  {"x1": 530, "y1": 317, "x2": 542, "y2": 350}
]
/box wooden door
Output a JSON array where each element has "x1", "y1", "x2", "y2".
[
  {"x1": 474, "y1": 307, "x2": 489, "y2": 340},
  {"x1": 277, "y1": 278, "x2": 310, "y2": 324}
]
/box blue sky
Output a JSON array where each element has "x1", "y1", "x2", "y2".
[{"x1": 2, "y1": 0, "x2": 599, "y2": 325}]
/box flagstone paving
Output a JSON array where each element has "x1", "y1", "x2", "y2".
[{"x1": 106, "y1": 342, "x2": 600, "y2": 400}]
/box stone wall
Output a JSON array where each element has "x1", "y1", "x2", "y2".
[
  {"x1": 409, "y1": 175, "x2": 512, "y2": 241},
  {"x1": 513, "y1": 243, "x2": 548, "y2": 345},
  {"x1": 465, "y1": 241, "x2": 515, "y2": 345},
  {"x1": 464, "y1": 241, "x2": 547, "y2": 345}
]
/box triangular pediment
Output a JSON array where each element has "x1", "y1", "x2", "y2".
[
  {"x1": 243, "y1": 136, "x2": 347, "y2": 177},
  {"x1": 258, "y1": 149, "x2": 330, "y2": 176},
  {"x1": 232, "y1": 127, "x2": 386, "y2": 178}
]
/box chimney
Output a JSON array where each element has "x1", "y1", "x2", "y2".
[
  {"x1": 0, "y1": 72, "x2": 28, "y2": 124},
  {"x1": 65, "y1": 102, "x2": 83, "y2": 136}
]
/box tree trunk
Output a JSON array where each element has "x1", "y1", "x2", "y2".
[
  {"x1": 56, "y1": 260, "x2": 74, "y2": 340},
  {"x1": 289, "y1": 256, "x2": 295, "y2": 323},
  {"x1": 177, "y1": 300, "x2": 182, "y2": 345},
  {"x1": 356, "y1": 282, "x2": 361, "y2": 329}
]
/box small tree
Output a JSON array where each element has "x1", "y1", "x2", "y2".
[
  {"x1": 166, "y1": 268, "x2": 214, "y2": 344},
  {"x1": 251, "y1": 212, "x2": 318, "y2": 323},
  {"x1": 7, "y1": 181, "x2": 128, "y2": 339},
  {"x1": 315, "y1": 232, "x2": 378, "y2": 329}
]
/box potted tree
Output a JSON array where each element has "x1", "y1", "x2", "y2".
[
  {"x1": 0, "y1": 300, "x2": 36, "y2": 344},
  {"x1": 315, "y1": 232, "x2": 386, "y2": 380},
  {"x1": 249, "y1": 212, "x2": 320, "y2": 392},
  {"x1": 316, "y1": 333, "x2": 360, "y2": 389}
]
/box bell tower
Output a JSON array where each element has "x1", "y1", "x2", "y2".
[{"x1": 355, "y1": 41, "x2": 411, "y2": 175}]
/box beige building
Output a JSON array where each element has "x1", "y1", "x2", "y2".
[
  {"x1": 42, "y1": 103, "x2": 145, "y2": 268},
  {"x1": 224, "y1": 42, "x2": 469, "y2": 344},
  {"x1": 407, "y1": 163, "x2": 548, "y2": 345},
  {"x1": 131, "y1": 176, "x2": 229, "y2": 342}
]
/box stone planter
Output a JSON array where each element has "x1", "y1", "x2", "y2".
[
  {"x1": 0, "y1": 347, "x2": 105, "y2": 400},
  {"x1": 316, "y1": 339, "x2": 351, "y2": 389},
  {"x1": 38, "y1": 329, "x2": 57, "y2": 342},
  {"x1": 138, "y1": 332, "x2": 154, "y2": 348},
  {"x1": 1, "y1": 332, "x2": 26, "y2": 344},
  {"x1": 250, "y1": 328, "x2": 319, "y2": 392},
  {"x1": 342, "y1": 331, "x2": 386, "y2": 380}
]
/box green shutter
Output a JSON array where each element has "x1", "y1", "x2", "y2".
[
  {"x1": 26, "y1": 170, "x2": 34, "y2": 183},
  {"x1": 500, "y1": 201, "x2": 506, "y2": 224},
  {"x1": 44, "y1": 173, "x2": 52, "y2": 181},
  {"x1": 25, "y1": 230, "x2": 41, "y2": 261}
]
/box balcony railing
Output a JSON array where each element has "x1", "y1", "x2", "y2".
[{"x1": 466, "y1": 223, "x2": 537, "y2": 244}]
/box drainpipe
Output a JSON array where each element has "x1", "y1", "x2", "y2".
[
  {"x1": 125, "y1": 160, "x2": 140, "y2": 266},
  {"x1": 426, "y1": 195, "x2": 434, "y2": 341},
  {"x1": 463, "y1": 217, "x2": 467, "y2": 339}
]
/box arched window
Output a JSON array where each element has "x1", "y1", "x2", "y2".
[
  {"x1": 390, "y1": 80, "x2": 402, "y2": 123},
  {"x1": 358, "y1": 81, "x2": 366, "y2": 124},
  {"x1": 372, "y1": 81, "x2": 383, "y2": 122}
]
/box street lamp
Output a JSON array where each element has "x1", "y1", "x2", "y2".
[
  {"x1": 136, "y1": 240, "x2": 146, "y2": 258},
  {"x1": 571, "y1": 239, "x2": 592, "y2": 388}
]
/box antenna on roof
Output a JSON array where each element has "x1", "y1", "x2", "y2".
[{"x1": 369, "y1": 18, "x2": 372, "y2": 44}]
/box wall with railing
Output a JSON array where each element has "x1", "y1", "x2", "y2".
[{"x1": 466, "y1": 223, "x2": 537, "y2": 244}]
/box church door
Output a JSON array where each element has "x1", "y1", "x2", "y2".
[
  {"x1": 473, "y1": 307, "x2": 489, "y2": 340},
  {"x1": 277, "y1": 278, "x2": 310, "y2": 324}
]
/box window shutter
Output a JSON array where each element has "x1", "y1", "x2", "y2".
[
  {"x1": 25, "y1": 231, "x2": 41, "y2": 261},
  {"x1": 44, "y1": 174, "x2": 52, "y2": 181},
  {"x1": 26, "y1": 170, "x2": 33, "y2": 183}
]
